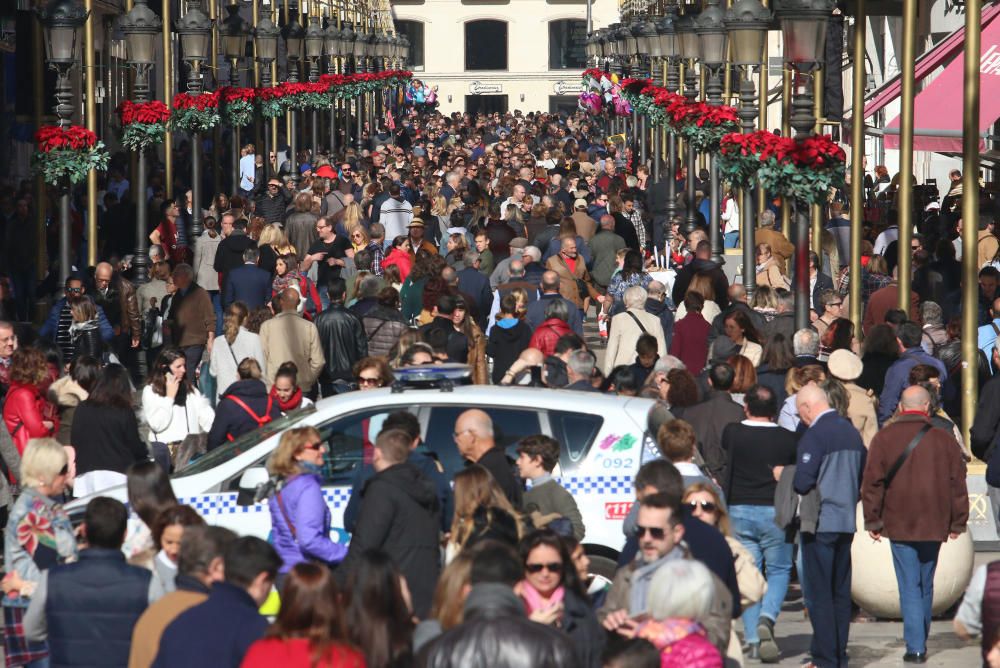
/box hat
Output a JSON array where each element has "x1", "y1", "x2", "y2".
[
  {"x1": 828, "y1": 349, "x2": 863, "y2": 381},
  {"x1": 579, "y1": 162, "x2": 597, "y2": 176},
  {"x1": 299, "y1": 163, "x2": 313, "y2": 174},
  {"x1": 315, "y1": 165, "x2": 337, "y2": 179},
  {"x1": 510, "y1": 237, "x2": 528, "y2": 250},
  {"x1": 573, "y1": 198, "x2": 588, "y2": 210},
  {"x1": 407, "y1": 218, "x2": 426, "y2": 228}
]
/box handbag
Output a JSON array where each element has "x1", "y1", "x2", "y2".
[{"x1": 878, "y1": 423, "x2": 932, "y2": 515}]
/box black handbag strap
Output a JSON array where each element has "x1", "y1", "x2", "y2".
[
  {"x1": 625, "y1": 310, "x2": 648, "y2": 334},
  {"x1": 883, "y1": 423, "x2": 933, "y2": 491}
]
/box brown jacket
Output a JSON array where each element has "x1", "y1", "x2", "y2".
[
  {"x1": 546, "y1": 254, "x2": 600, "y2": 309},
  {"x1": 128, "y1": 589, "x2": 207, "y2": 668},
  {"x1": 756, "y1": 227, "x2": 794, "y2": 275},
  {"x1": 571, "y1": 211, "x2": 598, "y2": 241},
  {"x1": 979, "y1": 229, "x2": 999, "y2": 269},
  {"x1": 107, "y1": 277, "x2": 141, "y2": 339},
  {"x1": 862, "y1": 282, "x2": 920, "y2": 336},
  {"x1": 467, "y1": 320, "x2": 488, "y2": 385},
  {"x1": 259, "y1": 310, "x2": 326, "y2": 392},
  {"x1": 845, "y1": 382, "x2": 878, "y2": 447},
  {"x1": 168, "y1": 284, "x2": 215, "y2": 348},
  {"x1": 861, "y1": 413, "x2": 969, "y2": 542}
]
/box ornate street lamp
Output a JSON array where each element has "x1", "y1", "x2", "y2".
[
  {"x1": 726, "y1": 0, "x2": 772, "y2": 296},
  {"x1": 656, "y1": 6, "x2": 681, "y2": 238},
  {"x1": 36, "y1": 0, "x2": 87, "y2": 286},
  {"x1": 175, "y1": 0, "x2": 212, "y2": 238},
  {"x1": 283, "y1": 6, "x2": 304, "y2": 181},
  {"x1": 697, "y1": 0, "x2": 729, "y2": 263},
  {"x1": 399, "y1": 33, "x2": 409, "y2": 67},
  {"x1": 325, "y1": 21, "x2": 345, "y2": 155},
  {"x1": 253, "y1": 13, "x2": 279, "y2": 180},
  {"x1": 118, "y1": 0, "x2": 160, "y2": 284},
  {"x1": 676, "y1": 10, "x2": 700, "y2": 236},
  {"x1": 220, "y1": 3, "x2": 250, "y2": 193},
  {"x1": 775, "y1": 0, "x2": 833, "y2": 330},
  {"x1": 305, "y1": 15, "x2": 324, "y2": 157}
]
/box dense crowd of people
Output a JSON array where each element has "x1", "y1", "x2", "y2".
[{"x1": 0, "y1": 103, "x2": 998, "y2": 667}]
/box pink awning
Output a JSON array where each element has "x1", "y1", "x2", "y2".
[
  {"x1": 863, "y1": 3, "x2": 1000, "y2": 121},
  {"x1": 885, "y1": 13, "x2": 1000, "y2": 152}
]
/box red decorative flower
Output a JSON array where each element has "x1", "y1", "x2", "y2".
[
  {"x1": 118, "y1": 100, "x2": 171, "y2": 126},
  {"x1": 35, "y1": 124, "x2": 97, "y2": 153}
]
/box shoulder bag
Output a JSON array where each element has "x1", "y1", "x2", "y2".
[{"x1": 879, "y1": 423, "x2": 932, "y2": 515}]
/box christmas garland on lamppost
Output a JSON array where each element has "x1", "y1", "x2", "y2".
[
  {"x1": 117, "y1": 100, "x2": 171, "y2": 152},
  {"x1": 219, "y1": 87, "x2": 256, "y2": 127},
  {"x1": 33, "y1": 124, "x2": 110, "y2": 186},
  {"x1": 171, "y1": 90, "x2": 221, "y2": 133}
]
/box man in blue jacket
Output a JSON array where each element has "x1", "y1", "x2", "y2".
[
  {"x1": 153, "y1": 536, "x2": 280, "y2": 668},
  {"x1": 878, "y1": 321, "x2": 948, "y2": 424},
  {"x1": 222, "y1": 247, "x2": 272, "y2": 310},
  {"x1": 793, "y1": 382, "x2": 867, "y2": 668},
  {"x1": 39, "y1": 275, "x2": 114, "y2": 363}
]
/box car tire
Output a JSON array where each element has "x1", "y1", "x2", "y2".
[{"x1": 586, "y1": 553, "x2": 619, "y2": 585}]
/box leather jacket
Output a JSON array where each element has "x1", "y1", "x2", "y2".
[
  {"x1": 313, "y1": 304, "x2": 368, "y2": 383},
  {"x1": 94, "y1": 277, "x2": 141, "y2": 339}
]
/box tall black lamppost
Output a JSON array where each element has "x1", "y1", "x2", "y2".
[
  {"x1": 696, "y1": 0, "x2": 728, "y2": 264},
  {"x1": 118, "y1": 0, "x2": 160, "y2": 284},
  {"x1": 637, "y1": 16, "x2": 657, "y2": 168},
  {"x1": 341, "y1": 25, "x2": 357, "y2": 149},
  {"x1": 221, "y1": 3, "x2": 250, "y2": 194},
  {"x1": 725, "y1": 0, "x2": 771, "y2": 297},
  {"x1": 175, "y1": 0, "x2": 212, "y2": 239},
  {"x1": 350, "y1": 26, "x2": 366, "y2": 151},
  {"x1": 676, "y1": 11, "x2": 700, "y2": 236},
  {"x1": 305, "y1": 14, "x2": 324, "y2": 158},
  {"x1": 283, "y1": 6, "x2": 304, "y2": 185},
  {"x1": 37, "y1": 0, "x2": 87, "y2": 286},
  {"x1": 253, "y1": 13, "x2": 279, "y2": 181},
  {"x1": 775, "y1": 0, "x2": 833, "y2": 331},
  {"x1": 325, "y1": 21, "x2": 346, "y2": 156},
  {"x1": 657, "y1": 7, "x2": 681, "y2": 238}
]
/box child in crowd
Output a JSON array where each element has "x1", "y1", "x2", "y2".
[{"x1": 515, "y1": 435, "x2": 585, "y2": 540}]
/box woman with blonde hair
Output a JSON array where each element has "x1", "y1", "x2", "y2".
[
  {"x1": 444, "y1": 233, "x2": 469, "y2": 269},
  {"x1": 209, "y1": 301, "x2": 265, "y2": 402},
  {"x1": 342, "y1": 201, "x2": 365, "y2": 233},
  {"x1": 413, "y1": 551, "x2": 475, "y2": 652},
  {"x1": 446, "y1": 464, "x2": 522, "y2": 562},
  {"x1": 431, "y1": 194, "x2": 450, "y2": 245},
  {"x1": 258, "y1": 223, "x2": 295, "y2": 275},
  {"x1": 755, "y1": 243, "x2": 788, "y2": 289},
  {"x1": 266, "y1": 427, "x2": 347, "y2": 577},
  {"x1": 348, "y1": 226, "x2": 385, "y2": 276},
  {"x1": 2, "y1": 438, "x2": 77, "y2": 667},
  {"x1": 778, "y1": 365, "x2": 827, "y2": 431}
]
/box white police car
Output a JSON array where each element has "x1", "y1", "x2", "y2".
[{"x1": 70, "y1": 367, "x2": 655, "y2": 576}]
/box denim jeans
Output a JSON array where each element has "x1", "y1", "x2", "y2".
[
  {"x1": 730, "y1": 505, "x2": 794, "y2": 643},
  {"x1": 802, "y1": 531, "x2": 854, "y2": 668},
  {"x1": 724, "y1": 230, "x2": 740, "y2": 248},
  {"x1": 208, "y1": 290, "x2": 223, "y2": 336},
  {"x1": 890, "y1": 540, "x2": 941, "y2": 654}
]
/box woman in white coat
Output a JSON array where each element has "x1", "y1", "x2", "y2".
[
  {"x1": 603, "y1": 286, "x2": 667, "y2": 375},
  {"x1": 142, "y1": 348, "x2": 215, "y2": 465},
  {"x1": 209, "y1": 302, "x2": 266, "y2": 402}
]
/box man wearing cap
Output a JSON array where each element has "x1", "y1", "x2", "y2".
[
  {"x1": 254, "y1": 177, "x2": 291, "y2": 225},
  {"x1": 571, "y1": 198, "x2": 597, "y2": 242},
  {"x1": 406, "y1": 219, "x2": 437, "y2": 255},
  {"x1": 828, "y1": 349, "x2": 878, "y2": 447}
]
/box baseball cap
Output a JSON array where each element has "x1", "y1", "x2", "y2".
[
  {"x1": 574, "y1": 198, "x2": 588, "y2": 209},
  {"x1": 299, "y1": 163, "x2": 313, "y2": 174}
]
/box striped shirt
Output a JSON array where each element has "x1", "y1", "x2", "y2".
[{"x1": 56, "y1": 304, "x2": 76, "y2": 362}]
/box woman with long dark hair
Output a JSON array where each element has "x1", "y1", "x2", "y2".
[
  {"x1": 70, "y1": 364, "x2": 146, "y2": 496},
  {"x1": 345, "y1": 550, "x2": 414, "y2": 668},
  {"x1": 607, "y1": 249, "x2": 652, "y2": 308},
  {"x1": 142, "y1": 348, "x2": 214, "y2": 463},
  {"x1": 270, "y1": 362, "x2": 314, "y2": 414},
  {"x1": 122, "y1": 460, "x2": 178, "y2": 566},
  {"x1": 517, "y1": 529, "x2": 605, "y2": 667},
  {"x1": 243, "y1": 562, "x2": 364, "y2": 667},
  {"x1": 48, "y1": 355, "x2": 100, "y2": 445},
  {"x1": 718, "y1": 310, "x2": 763, "y2": 367}
]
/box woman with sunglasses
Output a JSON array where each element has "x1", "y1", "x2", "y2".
[
  {"x1": 517, "y1": 529, "x2": 605, "y2": 667},
  {"x1": 265, "y1": 427, "x2": 347, "y2": 580},
  {"x1": 352, "y1": 357, "x2": 394, "y2": 391},
  {"x1": 349, "y1": 227, "x2": 385, "y2": 276},
  {"x1": 2, "y1": 438, "x2": 77, "y2": 668}
]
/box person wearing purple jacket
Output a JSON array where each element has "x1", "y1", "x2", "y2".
[{"x1": 265, "y1": 427, "x2": 346, "y2": 581}]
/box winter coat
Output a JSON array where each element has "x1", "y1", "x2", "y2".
[
  {"x1": 382, "y1": 247, "x2": 413, "y2": 282},
  {"x1": 636, "y1": 618, "x2": 723, "y2": 668},
  {"x1": 670, "y1": 313, "x2": 711, "y2": 374},
  {"x1": 314, "y1": 305, "x2": 368, "y2": 385},
  {"x1": 48, "y1": 376, "x2": 88, "y2": 445},
  {"x1": 71, "y1": 401, "x2": 147, "y2": 477},
  {"x1": 259, "y1": 312, "x2": 326, "y2": 392},
  {"x1": 545, "y1": 254, "x2": 600, "y2": 309},
  {"x1": 605, "y1": 308, "x2": 667, "y2": 374},
  {"x1": 208, "y1": 328, "x2": 266, "y2": 402},
  {"x1": 487, "y1": 320, "x2": 533, "y2": 383},
  {"x1": 141, "y1": 385, "x2": 215, "y2": 447},
  {"x1": 269, "y1": 470, "x2": 348, "y2": 573},
  {"x1": 529, "y1": 318, "x2": 573, "y2": 357},
  {"x1": 340, "y1": 462, "x2": 441, "y2": 617},
  {"x1": 70, "y1": 320, "x2": 105, "y2": 361},
  {"x1": 418, "y1": 583, "x2": 576, "y2": 668},
  {"x1": 241, "y1": 638, "x2": 365, "y2": 668},
  {"x1": 0, "y1": 423, "x2": 21, "y2": 510},
  {"x1": 644, "y1": 298, "x2": 676, "y2": 349},
  {"x1": 207, "y1": 380, "x2": 282, "y2": 450},
  {"x1": 3, "y1": 381, "x2": 57, "y2": 454},
  {"x1": 361, "y1": 306, "x2": 408, "y2": 359},
  {"x1": 191, "y1": 233, "x2": 222, "y2": 291}
]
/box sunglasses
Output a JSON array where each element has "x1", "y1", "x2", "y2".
[
  {"x1": 358, "y1": 376, "x2": 382, "y2": 386},
  {"x1": 525, "y1": 562, "x2": 563, "y2": 574},
  {"x1": 688, "y1": 500, "x2": 718, "y2": 513},
  {"x1": 303, "y1": 442, "x2": 325, "y2": 451},
  {"x1": 635, "y1": 525, "x2": 666, "y2": 540},
  {"x1": 267, "y1": 184, "x2": 280, "y2": 189},
  {"x1": 66, "y1": 287, "x2": 83, "y2": 294}
]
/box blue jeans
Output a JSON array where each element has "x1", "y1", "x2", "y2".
[
  {"x1": 891, "y1": 540, "x2": 941, "y2": 654},
  {"x1": 209, "y1": 290, "x2": 223, "y2": 336},
  {"x1": 730, "y1": 505, "x2": 793, "y2": 643},
  {"x1": 724, "y1": 230, "x2": 740, "y2": 248},
  {"x1": 802, "y1": 531, "x2": 854, "y2": 668}
]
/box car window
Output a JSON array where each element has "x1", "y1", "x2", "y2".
[
  {"x1": 423, "y1": 406, "x2": 543, "y2": 479},
  {"x1": 315, "y1": 408, "x2": 414, "y2": 486},
  {"x1": 174, "y1": 406, "x2": 316, "y2": 477},
  {"x1": 548, "y1": 410, "x2": 604, "y2": 471}
]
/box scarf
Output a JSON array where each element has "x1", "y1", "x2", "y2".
[
  {"x1": 629, "y1": 546, "x2": 685, "y2": 614},
  {"x1": 270, "y1": 385, "x2": 303, "y2": 412},
  {"x1": 519, "y1": 579, "x2": 565, "y2": 616}
]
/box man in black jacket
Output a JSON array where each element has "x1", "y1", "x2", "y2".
[
  {"x1": 340, "y1": 429, "x2": 440, "y2": 617},
  {"x1": 213, "y1": 215, "x2": 258, "y2": 294},
  {"x1": 679, "y1": 362, "x2": 745, "y2": 482},
  {"x1": 453, "y1": 409, "x2": 523, "y2": 507},
  {"x1": 314, "y1": 278, "x2": 367, "y2": 394},
  {"x1": 254, "y1": 177, "x2": 291, "y2": 224},
  {"x1": 671, "y1": 240, "x2": 730, "y2": 309}
]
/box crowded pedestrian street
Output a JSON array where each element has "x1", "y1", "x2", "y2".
[{"x1": 1, "y1": 0, "x2": 1000, "y2": 665}]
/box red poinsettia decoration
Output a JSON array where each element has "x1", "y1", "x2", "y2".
[
  {"x1": 219, "y1": 86, "x2": 256, "y2": 104},
  {"x1": 118, "y1": 100, "x2": 171, "y2": 126},
  {"x1": 172, "y1": 91, "x2": 221, "y2": 111},
  {"x1": 36, "y1": 125, "x2": 98, "y2": 153}
]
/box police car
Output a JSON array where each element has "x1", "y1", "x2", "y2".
[{"x1": 69, "y1": 367, "x2": 656, "y2": 577}]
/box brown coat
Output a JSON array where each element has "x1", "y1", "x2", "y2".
[
  {"x1": 571, "y1": 211, "x2": 598, "y2": 241},
  {"x1": 467, "y1": 320, "x2": 488, "y2": 385},
  {"x1": 128, "y1": 590, "x2": 207, "y2": 668},
  {"x1": 862, "y1": 282, "x2": 920, "y2": 335},
  {"x1": 845, "y1": 382, "x2": 878, "y2": 447},
  {"x1": 756, "y1": 227, "x2": 794, "y2": 275},
  {"x1": 546, "y1": 254, "x2": 600, "y2": 309},
  {"x1": 169, "y1": 285, "x2": 215, "y2": 348},
  {"x1": 861, "y1": 413, "x2": 969, "y2": 542},
  {"x1": 259, "y1": 311, "x2": 326, "y2": 392},
  {"x1": 979, "y1": 229, "x2": 999, "y2": 269}
]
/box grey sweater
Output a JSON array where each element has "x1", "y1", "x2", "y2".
[{"x1": 523, "y1": 478, "x2": 585, "y2": 540}]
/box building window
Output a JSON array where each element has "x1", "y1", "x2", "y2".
[
  {"x1": 549, "y1": 19, "x2": 587, "y2": 69},
  {"x1": 465, "y1": 20, "x2": 507, "y2": 71},
  {"x1": 394, "y1": 20, "x2": 425, "y2": 69}
]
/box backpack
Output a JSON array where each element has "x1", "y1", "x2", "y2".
[{"x1": 225, "y1": 394, "x2": 275, "y2": 441}]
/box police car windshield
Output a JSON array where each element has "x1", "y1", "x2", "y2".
[{"x1": 173, "y1": 405, "x2": 317, "y2": 478}]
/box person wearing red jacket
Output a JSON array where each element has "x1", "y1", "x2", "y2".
[
  {"x1": 2, "y1": 347, "x2": 58, "y2": 455},
  {"x1": 528, "y1": 299, "x2": 574, "y2": 357}
]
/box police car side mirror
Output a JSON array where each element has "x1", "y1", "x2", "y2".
[{"x1": 236, "y1": 466, "x2": 270, "y2": 507}]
